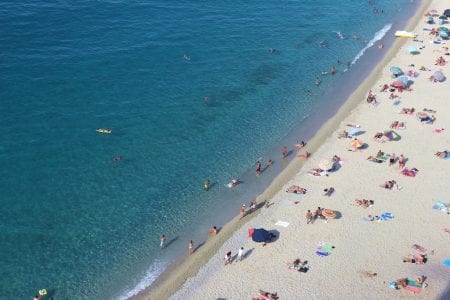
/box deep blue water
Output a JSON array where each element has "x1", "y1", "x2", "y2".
[{"x1": 0, "y1": 0, "x2": 417, "y2": 299}]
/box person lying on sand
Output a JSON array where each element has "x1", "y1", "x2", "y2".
[
  {"x1": 400, "y1": 107, "x2": 415, "y2": 114},
  {"x1": 389, "y1": 92, "x2": 399, "y2": 99},
  {"x1": 355, "y1": 199, "x2": 374, "y2": 208},
  {"x1": 403, "y1": 254, "x2": 427, "y2": 264},
  {"x1": 308, "y1": 168, "x2": 326, "y2": 176},
  {"x1": 360, "y1": 271, "x2": 378, "y2": 278},
  {"x1": 338, "y1": 130, "x2": 349, "y2": 139},
  {"x1": 373, "y1": 132, "x2": 385, "y2": 143},
  {"x1": 288, "y1": 258, "x2": 302, "y2": 270},
  {"x1": 391, "y1": 121, "x2": 405, "y2": 129},
  {"x1": 419, "y1": 66, "x2": 430, "y2": 71},
  {"x1": 380, "y1": 84, "x2": 389, "y2": 92},
  {"x1": 367, "y1": 156, "x2": 383, "y2": 163},
  {"x1": 324, "y1": 187, "x2": 335, "y2": 197},
  {"x1": 380, "y1": 180, "x2": 397, "y2": 190},
  {"x1": 286, "y1": 185, "x2": 307, "y2": 194},
  {"x1": 258, "y1": 290, "x2": 278, "y2": 300},
  {"x1": 435, "y1": 150, "x2": 450, "y2": 158},
  {"x1": 332, "y1": 155, "x2": 340, "y2": 163},
  {"x1": 346, "y1": 123, "x2": 361, "y2": 128}
]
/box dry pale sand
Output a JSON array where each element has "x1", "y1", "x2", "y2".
[{"x1": 166, "y1": 1, "x2": 450, "y2": 299}]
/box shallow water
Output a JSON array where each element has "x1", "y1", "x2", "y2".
[{"x1": 0, "y1": 0, "x2": 417, "y2": 298}]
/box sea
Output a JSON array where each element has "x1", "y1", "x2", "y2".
[{"x1": 0, "y1": 0, "x2": 419, "y2": 299}]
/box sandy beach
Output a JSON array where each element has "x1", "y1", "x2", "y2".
[{"x1": 136, "y1": 0, "x2": 450, "y2": 299}]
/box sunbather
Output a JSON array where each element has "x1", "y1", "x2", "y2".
[
  {"x1": 258, "y1": 290, "x2": 278, "y2": 300},
  {"x1": 376, "y1": 150, "x2": 385, "y2": 159},
  {"x1": 286, "y1": 185, "x2": 307, "y2": 194},
  {"x1": 390, "y1": 121, "x2": 399, "y2": 129},
  {"x1": 288, "y1": 258, "x2": 302, "y2": 270},
  {"x1": 401, "y1": 167, "x2": 418, "y2": 177},
  {"x1": 324, "y1": 187, "x2": 335, "y2": 197},
  {"x1": 373, "y1": 132, "x2": 385, "y2": 143},
  {"x1": 400, "y1": 107, "x2": 415, "y2": 114},
  {"x1": 389, "y1": 93, "x2": 399, "y2": 99},
  {"x1": 380, "y1": 180, "x2": 396, "y2": 189},
  {"x1": 380, "y1": 84, "x2": 389, "y2": 92},
  {"x1": 355, "y1": 199, "x2": 374, "y2": 208},
  {"x1": 338, "y1": 130, "x2": 349, "y2": 139},
  {"x1": 435, "y1": 150, "x2": 449, "y2": 158},
  {"x1": 403, "y1": 254, "x2": 427, "y2": 264},
  {"x1": 308, "y1": 168, "x2": 326, "y2": 176},
  {"x1": 367, "y1": 156, "x2": 383, "y2": 163}
]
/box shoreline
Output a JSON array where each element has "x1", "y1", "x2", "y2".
[{"x1": 134, "y1": 1, "x2": 430, "y2": 299}]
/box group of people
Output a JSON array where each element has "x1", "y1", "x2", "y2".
[
  {"x1": 305, "y1": 207, "x2": 328, "y2": 224},
  {"x1": 224, "y1": 247, "x2": 245, "y2": 265}
]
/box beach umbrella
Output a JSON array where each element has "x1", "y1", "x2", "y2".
[
  {"x1": 443, "y1": 259, "x2": 450, "y2": 267},
  {"x1": 438, "y1": 26, "x2": 449, "y2": 32},
  {"x1": 439, "y1": 31, "x2": 449, "y2": 38},
  {"x1": 383, "y1": 130, "x2": 400, "y2": 141},
  {"x1": 393, "y1": 75, "x2": 413, "y2": 87},
  {"x1": 439, "y1": 15, "x2": 448, "y2": 20},
  {"x1": 444, "y1": 9, "x2": 450, "y2": 17},
  {"x1": 390, "y1": 66, "x2": 403, "y2": 76},
  {"x1": 322, "y1": 209, "x2": 337, "y2": 219},
  {"x1": 318, "y1": 159, "x2": 333, "y2": 171},
  {"x1": 350, "y1": 139, "x2": 363, "y2": 148},
  {"x1": 434, "y1": 70, "x2": 446, "y2": 82},
  {"x1": 407, "y1": 46, "x2": 420, "y2": 54},
  {"x1": 250, "y1": 228, "x2": 271, "y2": 243}
]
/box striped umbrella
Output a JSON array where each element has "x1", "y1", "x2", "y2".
[
  {"x1": 322, "y1": 209, "x2": 337, "y2": 219},
  {"x1": 383, "y1": 130, "x2": 400, "y2": 141}
]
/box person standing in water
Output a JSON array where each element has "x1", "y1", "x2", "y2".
[
  {"x1": 204, "y1": 96, "x2": 209, "y2": 105},
  {"x1": 255, "y1": 161, "x2": 262, "y2": 176},
  {"x1": 188, "y1": 240, "x2": 194, "y2": 255},
  {"x1": 204, "y1": 179, "x2": 211, "y2": 191},
  {"x1": 160, "y1": 235, "x2": 167, "y2": 250},
  {"x1": 282, "y1": 146, "x2": 288, "y2": 159}
]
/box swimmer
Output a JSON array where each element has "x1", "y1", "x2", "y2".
[
  {"x1": 352, "y1": 35, "x2": 360, "y2": 40},
  {"x1": 269, "y1": 48, "x2": 276, "y2": 54},
  {"x1": 204, "y1": 179, "x2": 211, "y2": 191},
  {"x1": 204, "y1": 96, "x2": 208, "y2": 105},
  {"x1": 319, "y1": 40, "x2": 327, "y2": 47},
  {"x1": 330, "y1": 66, "x2": 336, "y2": 75},
  {"x1": 378, "y1": 43, "x2": 384, "y2": 49},
  {"x1": 321, "y1": 71, "x2": 328, "y2": 76},
  {"x1": 315, "y1": 77, "x2": 321, "y2": 85},
  {"x1": 113, "y1": 155, "x2": 122, "y2": 162},
  {"x1": 183, "y1": 53, "x2": 190, "y2": 61}
]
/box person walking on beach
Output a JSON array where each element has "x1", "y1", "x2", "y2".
[
  {"x1": 237, "y1": 247, "x2": 244, "y2": 262},
  {"x1": 282, "y1": 146, "x2": 288, "y2": 159},
  {"x1": 224, "y1": 251, "x2": 232, "y2": 265},
  {"x1": 240, "y1": 204, "x2": 246, "y2": 219},
  {"x1": 188, "y1": 240, "x2": 194, "y2": 255},
  {"x1": 249, "y1": 198, "x2": 257, "y2": 212},
  {"x1": 306, "y1": 210, "x2": 313, "y2": 224},
  {"x1": 160, "y1": 235, "x2": 167, "y2": 250},
  {"x1": 256, "y1": 161, "x2": 262, "y2": 176}
]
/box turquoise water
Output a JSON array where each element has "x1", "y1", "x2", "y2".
[{"x1": 0, "y1": 0, "x2": 417, "y2": 298}]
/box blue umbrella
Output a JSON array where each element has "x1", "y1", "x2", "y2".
[
  {"x1": 390, "y1": 66, "x2": 403, "y2": 76},
  {"x1": 251, "y1": 228, "x2": 271, "y2": 243},
  {"x1": 407, "y1": 46, "x2": 420, "y2": 54},
  {"x1": 393, "y1": 75, "x2": 413, "y2": 87}
]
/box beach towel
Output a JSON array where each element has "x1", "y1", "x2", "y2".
[
  {"x1": 445, "y1": 150, "x2": 450, "y2": 160},
  {"x1": 363, "y1": 216, "x2": 375, "y2": 221},
  {"x1": 404, "y1": 281, "x2": 423, "y2": 294},
  {"x1": 275, "y1": 221, "x2": 290, "y2": 228},
  {"x1": 432, "y1": 200, "x2": 450, "y2": 213},
  {"x1": 316, "y1": 242, "x2": 334, "y2": 256},
  {"x1": 379, "y1": 212, "x2": 394, "y2": 221}
]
